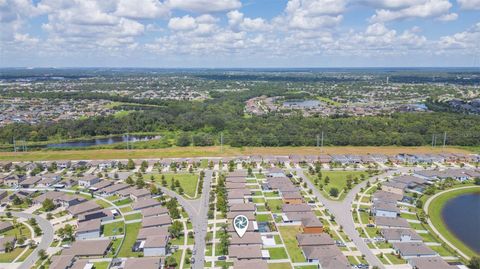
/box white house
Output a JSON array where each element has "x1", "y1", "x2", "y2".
[
  {"x1": 75, "y1": 219, "x2": 101, "y2": 240},
  {"x1": 78, "y1": 175, "x2": 101, "y2": 188}
]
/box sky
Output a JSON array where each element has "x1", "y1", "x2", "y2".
[{"x1": 0, "y1": 0, "x2": 479, "y2": 67}]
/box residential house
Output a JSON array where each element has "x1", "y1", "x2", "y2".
[
  {"x1": 0, "y1": 221, "x2": 13, "y2": 233},
  {"x1": 62, "y1": 239, "x2": 111, "y2": 257},
  {"x1": 142, "y1": 215, "x2": 171, "y2": 228},
  {"x1": 124, "y1": 257, "x2": 162, "y2": 269},
  {"x1": 372, "y1": 201, "x2": 400, "y2": 218},
  {"x1": 375, "y1": 217, "x2": 410, "y2": 229},
  {"x1": 76, "y1": 219, "x2": 101, "y2": 240},
  {"x1": 132, "y1": 198, "x2": 161, "y2": 211},
  {"x1": 228, "y1": 245, "x2": 264, "y2": 260},
  {"x1": 67, "y1": 201, "x2": 102, "y2": 217},
  {"x1": 392, "y1": 242, "x2": 437, "y2": 259},
  {"x1": 409, "y1": 257, "x2": 455, "y2": 269},
  {"x1": 233, "y1": 259, "x2": 268, "y2": 269},
  {"x1": 78, "y1": 175, "x2": 100, "y2": 188}
]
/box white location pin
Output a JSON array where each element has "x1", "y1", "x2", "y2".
[{"x1": 233, "y1": 215, "x2": 249, "y2": 238}]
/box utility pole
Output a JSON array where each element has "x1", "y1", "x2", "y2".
[
  {"x1": 321, "y1": 131, "x2": 324, "y2": 153},
  {"x1": 220, "y1": 133, "x2": 224, "y2": 153},
  {"x1": 443, "y1": 132, "x2": 447, "y2": 150},
  {"x1": 316, "y1": 134, "x2": 320, "y2": 148}
]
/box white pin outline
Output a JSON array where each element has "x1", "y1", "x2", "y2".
[{"x1": 233, "y1": 214, "x2": 249, "y2": 238}]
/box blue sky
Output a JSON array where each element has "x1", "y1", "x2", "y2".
[{"x1": 1, "y1": 0, "x2": 479, "y2": 67}]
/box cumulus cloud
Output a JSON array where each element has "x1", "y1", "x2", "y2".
[
  {"x1": 457, "y1": 0, "x2": 480, "y2": 10},
  {"x1": 115, "y1": 0, "x2": 169, "y2": 19},
  {"x1": 370, "y1": 0, "x2": 453, "y2": 22},
  {"x1": 227, "y1": 10, "x2": 270, "y2": 32},
  {"x1": 282, "y1": 0, "x2": 346, "y2": 30},
  {"x1": 438, "y1": 22, "x2": 480, "y2": 51},
  {"x1": 167, "y1": 0, "x2": 241, "y2": 13}
]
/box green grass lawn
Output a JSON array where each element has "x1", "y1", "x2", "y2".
[
  {"x1": 427, "y1": 186, "x2": 480, "y2": 258},
  {"x1": 93, "y1": 262, "x2": 110, "y2": 269},
  {"x1": 119, "y1": 206, "x2": 133, "y2": 213},
  {"x1": 117, "y1": 222, "x2": 141, "y2": 257},
  {"x1": 0, "y1": 247, "x2": 25, "y2": 262},
  {"x1": 114, "y1": 198, "x2": 132, "y2": 206},
  {"x1": 294, "y1": 266, "x2": 318, "y2": 269},
  {"x1": 385, "y1": 253, "x2": 405, "y2": 264},
  {"x1": 278, "y1": 226, "x2": 306, "y2": 263},
  {"x1": 103, "y1": 221, "x2": 125, "y2": 236},
  {"x1": 95, "y1": 199, "x2": 112, "y2": 208},
  {"x1": 124, "y1": 213, "x2": 142, "y2": 221},
  {"x1": 268, "y1": 247, "x2": 289, "y2": 259},
  {"x1": 307, "y1": 171, "x2": 367, "y2": 200},
  {"x1": 16, "y1": 247, "x2": 33, "y2": 262},
  {"x1": 268, "y1": 263, "x2": 292, "y2": 269},
  {"x1": 266, "y1": 199, "x2": 283, "y2": 213},
  {"x1": 256, "y1": 214, "x2": 272, "y2": 222},
  {"x1": 151, "y1": 173, "x2": 199, "y2": 198},
  {"x1": 1, "y1": 223, "x2": 32, "y2": 239}
]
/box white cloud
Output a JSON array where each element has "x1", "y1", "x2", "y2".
[
  {"x1": 438, "y1": 22, "x2": 480, "y2": 51},
  {"x1": 227, "y1": 10, "x2": 270, "y2": 32},
  {"x1": 167, "y1": 0, "x2": 241, "y2": 13},
  {"x1": 437, "y1": 12, "x2": 457, "y2": 21},
  {"x1": 115, "y1": 0, "x2": 169, "y2": 19},
  {"x1": 370, "y1": 0, "x2": 453, "y2": 22},
  {"x1": 280, "y1": 0, "x2": 346, "y2": 30},
  {"x1": 168, "y1": 15, "x2": 197, "y2": 31},
  {"x1": 457, "y1": 0, "x2": 480, "y2": 10}
]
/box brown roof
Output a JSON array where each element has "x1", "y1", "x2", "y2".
[
  {"x1": 282, "y1": 192, "x2": 303, "y2": 200},
  {"x1": 77, "y1": 219, "x2": 101, "y2": 233},
  {"x1": 229, "y1": 232, "x2": 262, "y2": 246},
  {"x1": 67, "y1": 201, "x2": 102, "y2": 216},
  {"x1": 233, "y1": 259, "x2": 268, "y2": 269},
  {"x1": 124, "y1": 257, "x2": 162, "y2": 269},
  {"x1": 228, "y1": 171, "x2": 248, "y2": 178},
  {"x1": 141, "y1": 206, "x2": 169, "y2": 218},
  {"x1": 392, "y1": 242, "x2": 436, "y2": 256},
  {"x1": 144, "y1": 235, "x2": 169, "y2": 248},
  {"x1": 228, "y1": 245, "x2": 263, "y2": 259},
  {"x1": 90, "y1": 180, "x2": 113, "y2": 190},
  {"x1": 226, "y1": 182, "x2": 247, "y2": 189},
  {"x1": 0, "y1": 221, "x2": 13, "y2": 231},
  {"x1": 297, "y1": 233, "x2": 334, "y2": 246},
  {"x1": 142, "y1": 215, "x2": 171, "y2": 228},
  {"x1": 227, "y1": 212, "x2": 255, "y2": 221},
  {"x1": 133, "y1": 198, "x2": 161, "y2": 210},
  {"x1": 302, "y1": 245, "x2": 351, "y2": 269},
  {"x1": 375, "y1": 217, "x2": 410, "y2": 228},
  {"x1": 229, "y1": 203, "x2": 255, "y2": 212},
  {"x1": 101, "y1": 183, "x2": 130, "y2": 194},
  {"x1": 137, "y1": 226, "x2": 169, "y2": 240},
  {"x1": 63, "y1": 239, "x2": 111, "y2": 257},
  {"x1": 410, "y1": 257, "x2": 455, "y2": 269},
  {"x1": 381, "y1": 228, "x2": 422, "y2": 241},
  {"x1": 50, "y1": 255, "x2": 75, "y2": 269},
  {"x1": 282, "y1": 203, "x2": 311, "y2": 212}
]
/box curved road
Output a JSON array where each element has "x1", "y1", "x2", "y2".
[
  {"x1": 423, "y1": 185, "x2": 480, "y2": 260},
  {"x1": 295, "y1": 167, "x2": 415, "y2": 269},
  {"x1": 0, "y1": 211, "x2": 55, "y2": 269}
]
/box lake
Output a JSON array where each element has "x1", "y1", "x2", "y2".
[
  {"x1": 46, "y1": 135, "x2": 160, "y2": 149},
  {"x1": 441, "y1": 192, "x2": 480, "y2": 253}
]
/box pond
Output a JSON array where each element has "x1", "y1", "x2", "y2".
[
  {"x1": 46, "y1": 135, "x2": 160, "y2": 149},
  {"x1": 441, "y1": 192, "x2": 480, "y2": 253}
]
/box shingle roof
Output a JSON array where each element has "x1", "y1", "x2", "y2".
[
  {"x1": 297, "y1": 233, "x2": 334, "y2": 246},
  {"x1": 124, "y1": 257, "x2": 162, "y2": 269}
]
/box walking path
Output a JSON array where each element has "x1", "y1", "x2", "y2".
[{"x1": 423, "y1": 185, "x2": 480, "y2": 260}]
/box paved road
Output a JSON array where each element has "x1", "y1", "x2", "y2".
[
  {"x1": 295, "y1": 167, "x2": 414, "y2": 269},
  {"x1": 157, "y1": 170, "x2": 213, "y2": 269},
  {"x1": 0, "y1": 211, "x2": 55, "y2": 269}
]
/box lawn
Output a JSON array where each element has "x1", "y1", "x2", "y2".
[
  {"x1": 124, "y1": 213, "x2": 142, "y2": 221},
  {"x1": 103, "y1": 221, "x2": 125, "y2": 236},
  {"x1": 16, "y1": 247, "x2": 34, "y2": 262},
  {"x1": 278, "y1": 226, "x2": 306, "y2": 263},
  {"x1": 152, "y1": 173, "x2": 199, "y2": 198},
  {"x1": 266, "y1": 199, "x2": 283, "y2": 213},
  {"x1": 117, "y1": 222, "x2": 141, "y2": 257},
  {"x1": 95, "y1": 199, "x2": 112, "y2": 208},
  {"x1": 268, "y1": 263, "x2": 292, "y2": 269},
  {"x1": 385, "y1": 253, "x2": 406, "y2": 264},
  {"x1": 1, "y1": 223, "x2": 32, "y2": 239},
  {"x1": 0, "y1": 247, "x2": 25, "y2": 262},
  {"x1": 114, "y1": 198, "x2": 132, "y2": 206},
  {"x1": 268, "y1": 247, "x2": 289, "y2": 259},
  {"x1": 307, "y1": 170, "x2": 367, "y2": 200},
  {"x1": 426, "y1": 186, "x2": 480, "y2": 258},
  {"x1": 93, "y1": 262, "x2": 110, "y2": 269},
  {"x1": 256, "y1": 214, "x2": 272, "y2": 222}
]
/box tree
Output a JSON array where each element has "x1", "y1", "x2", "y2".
[
  {"x1": 324, "y1": 176, "x2": 330, "y2": 185},
  {"x1": 126, "y1": 176, "x2": 134, "y2": 185},
  {"x1": 474, "y1": 177, "x2": 480, "y2": 185},
  {"x1": 42, "y1": 198, "x2": 55, "y2": 211},
  {"x1": 469, "y1": 256, "x2": 480, "y2": 269},
  {"x1": 416, "y1": 199, "x2": 423, "y2": 209},
  {"x1": 28, "y1": 218, "x2": 37, "y2": 226},
  {"x1": 168, "y1": 221, "x2": 183, "y2": 238},
  {"x1": 150, "y1": 184, "x2": 158, "y2": 195},
  {"x1": 12, "y1": 195, "x2": 22, "y2": 206},
  {"x1": 165, "y1": 256, "x2": 177, "y2": 267},
  {"x1": 3, "y1": 241, "x2": 14, "y2": 253},
  {"x1": 38, "y1": 249, "x2": 47, "y2": 260},
  {"x1": 329, "y1": 187, "x2": 339, "y2": 197},
  {"x1": 127, "y1": 159, "x2": 135, "y2": 170},
  {"x1": 136, "y1": 178, "x2": 145, "y2": 189}
]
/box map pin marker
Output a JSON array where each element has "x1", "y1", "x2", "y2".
[{"x1": 233, "y1": 215, "x2": 249, "y2": 238}]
